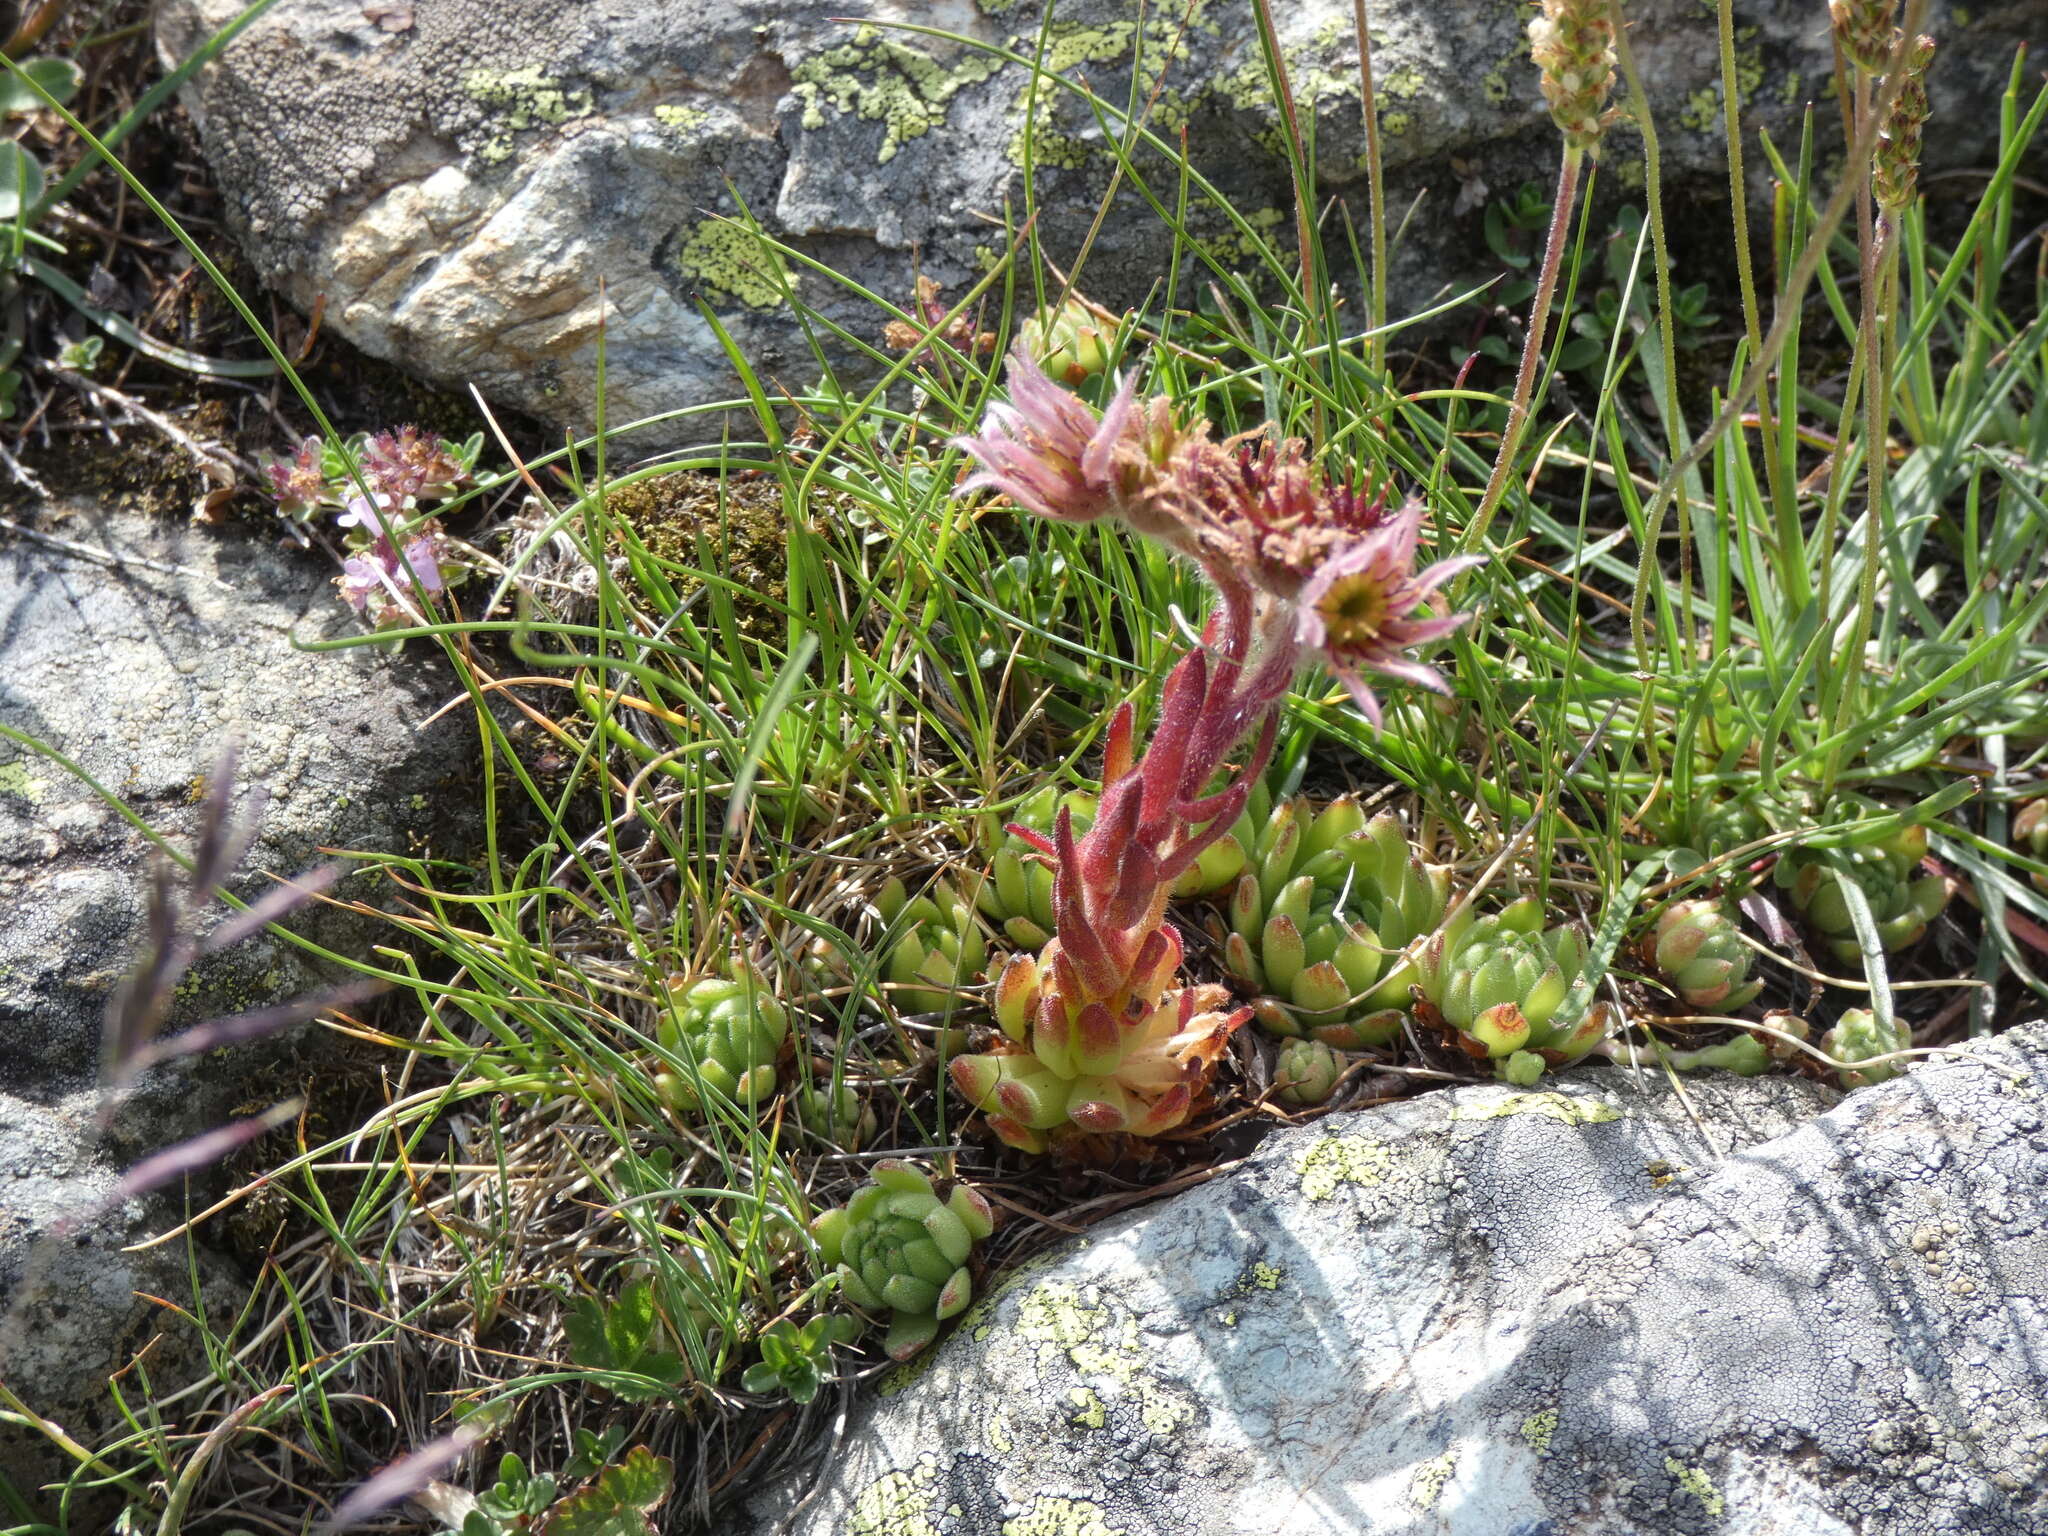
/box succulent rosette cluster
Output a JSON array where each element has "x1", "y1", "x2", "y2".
[
  {"x1": 1644, "y1": 899, "x2": 1762, "y2": 1012},
  {"x1": 1821, "y1": 1007, "x2": 1910, "y2": 1089},
  {"x1": 654, "y1": 968, "x2": 788, "y2": 1112},
  {"x1": 811, "y1": 1162, "x2": 995, "y2": 1359},
  {"x1": 1224, "y1": 794, "x2": 1449, "y2": 1047},
  {"x1": 875, "y1": 876, "x2": 988, "y2": 1014},
  {"x1": 264, "y1": 425, "x2": 479, "y2": 628},
  {"x1": 1773, "y1": 821, "x2": 1946, "y2": 965},
  {"x1": 1415, "y1": 895, "x2": 1615, "y2": 1085},
  {"x1": 1271, "y1": 1038, "x2": 1346, "y2": 1107}
]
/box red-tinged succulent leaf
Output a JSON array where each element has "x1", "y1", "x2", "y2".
[
  {"x1": 1128, "y1": 1081, "x2": 1193, "y2": 1136},
  {"x1": 949, "y1": 1053, "x2": 1007, "y2": 1109},
  {"x1": 987, "y1": 1114, "x2": 1049, "y2": 1153},
  {"x1": 1072, "y1": 1000, "x2": 1124, "y2": 1076}
]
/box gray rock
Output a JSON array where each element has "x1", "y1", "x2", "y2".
[
  {"x1": 0, "y1": 502, "x2": 466, "y2": 1092},
  {"x1": 750, "y1": 1027, "x2": 2048, "y2": 1535},
  {"x1": 155, "y1": 0, "x2": 2045, "y2": 440},
  {"x1": 0, "y1": 503, "x2": 470, "y2": 1493}
]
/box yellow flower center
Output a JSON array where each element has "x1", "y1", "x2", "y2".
[{"x1": 1318, "y1": 574, "x2": 1389, "y2": 648}]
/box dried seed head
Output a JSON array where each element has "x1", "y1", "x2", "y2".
[
  {"x1": 1830, "y1": 0, "x2": 1900, "y2": 78},
  {"x1": 1872, "y1": 34, "x2": 1936, "y2": 213},
  {"x1": 1527, "y1": 0, "x2": 1618, "y2": 154}
]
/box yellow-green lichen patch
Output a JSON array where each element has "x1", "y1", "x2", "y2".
[
  {"x1": 1680, "y1": 26, "x2": 1764, "y2": 133},
  {"x1": 849, "y1": 1457, "x2": 942, "y2": 1536},
  {"x1": 1002, "y1": 1496, "x2": 1123, "y2": 1536},
  {"x1": 463, "y1": 64, "x2": 594, "y2": 163},
  {"x1": 986, "y1": 1410, "x2": 1014, "y2": 1452},
  {"x1": 1014, "y1": 1280, "x2": 1194, "y2": 1437},
  {"x1": 1379, "y1": 65, "x2": 1426, "y2": 100},
  {"x1": 1449, "y1": 1092, "x2": 1621, "y2": 1126},
  {"x1": 1220, "y1": 1261, "x2": 1285, "y2": 1300},
  {"x1": 1296, "y1": 1133, "x2": 1391, "y2": 1200},
  {"x1": 1407, "y1": 1450, "x2": 1457, "y2": 1510},
  {"x1": 880, "y1": 1342, "x2": 942, "y2": 1398},
  {"x1": 0, "y1": 761, "x2": 45, "y2": 801},
  {"x1": 1664, "y1": 1455, "x2": 1725, "y2": 1518},
  {"x1": 1069, "y1": 1387, "x2": 1106, "y2": 1429},
  {"x1": 1521, "y1": 1408, "x2": 1558, "y2": 1453},
  {"x1": 791, "y1": 30, "x2": 1005, "y2": 164},
  {"x1": 653, "y1": 104, "x2": 710, "y2": 134},
  {"x1": 1380, "y1": 110, "x2": 1411, "y2": 137},
  {"x1": 676, "y1": 219, "x2": 789, "y2": 311}
]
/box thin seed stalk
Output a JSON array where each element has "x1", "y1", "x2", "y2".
[
  {"x1": 1469, "y1": 143, "x2": 1584, "y2": 556},
  {"x1": 1715, "y1": 0, "x2": 1797, "y2": 604},
  {"x1": 1352, "y1": 0, "x2": 1387, "y2": 364},
  {"x1": 1610, "y1": 4, "x2": 1694, "y2": 662}
]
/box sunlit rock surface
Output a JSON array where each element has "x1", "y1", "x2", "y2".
[{"x1": 750, "y1": 1028, "x2": 2048, "y2": 1535}]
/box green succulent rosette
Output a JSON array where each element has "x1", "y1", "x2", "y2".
[
  {"x1": 655, "y1": 970, "x2": 787, "y2": 1112},
  {"x1": 1224, "y1": 795, "x2": 1449, "y2": 1047},
  {"x1": 876, "y1": 876, "x2": 988, "y2": 1014},
  {"x1": 1773, "y1": 818, "x2": 1947, "y2": 965},
  {"x1": 811, "y1": 1161, "x2": 996, "y2": 1360},
  {"x1": 1820, "y1": 1007, "x2": 1910, "y2": 1089},
  {"x1": 1415, "y1": 895, "x2": 1615, "y2": 1084},
  {"x1": 1644, "y1": 898, "x2": 1762, "y2": 1012},
  {"x1": 1272, "y1": 1037, "x2": 1346, "y2": 1107},
  {"x1": 1019, "y1": 298, "x2": 1114, "y2": 386},
  {"x1": 1659, "y1": 1032, "x2": 1773, "y2": 1076},
  {"x1": 795, "y1": 1074, "x2": 876, "y2": 1150}
]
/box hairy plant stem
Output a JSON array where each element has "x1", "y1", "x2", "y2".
[
  {"x1": 1351, "y1": 0, "x2": 1388, "y2": 367},
  {"x1": 1611, "y1": 5, "x2": 1694, "y2": 664},
  {"x1": 1468, "y1": 143, "x2": 1584, "y2": 557}
]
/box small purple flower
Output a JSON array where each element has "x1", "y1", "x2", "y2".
[
  {"x1": 337, "y1": 490, "x2": 399, "y2": 532},
  {"x1": 364, "y1": 425, "x2": 468, "y2": 502},
  {"x1": 337, "y1": 549, "x2": 388, "y2": 614},
  {"x1": 265, "y1": 436, "x2": 326, "y2": 519},
  {"x1": 1293, "y1": 503, "x2": 1482, "y2": 728},
  {"x1": 399, "y1": 535, "x2": 446, "y2": 594}
]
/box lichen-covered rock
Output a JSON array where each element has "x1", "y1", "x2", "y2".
[
  {"x1": 747, "y1": 1025, "x2": 2048, "y2": 1535},
  {"x1": 0, "y1": 502, "x2": 472, "y2": 1498},
  {"x1": 155, "y1": 0, "x2": 2043, "y2": 439}
]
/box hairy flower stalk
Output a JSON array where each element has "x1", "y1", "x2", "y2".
[
  {"x1": 1469, "y1": 0, "x2": 1615, "y2": 557},
  {"x1": 949, "y1": 351, "x2": 1478, "y2": 1150}
]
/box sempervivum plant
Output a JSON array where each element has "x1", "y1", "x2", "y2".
[
  {"x1": 875, "y1": 876, "x2": 988, "y2": 1014},
  {"x1": 1643, "y1": 899, "x2": 1762, "y2": 1012},
  {"x1": 811, "y1": 1162, "x2": 995, "y2": 1359},
  {"x1": 655, "y1": 967, "x2": 788, "y2": 1112},
  {"x1": 1773, "y1": 820, "x2": 1947, "y2": 965},
  {"x1": 1415, "y1": 896, "x2": 1615, "y2": 1085},
  {"x1": 1223, "y1": 795, "x2": 1449, "y2": 1047},
  {"x1": 1271, "y1": 1037, "x2": 1346, "y2": 1106},
  {"x1": 957, "y1": 934, "x2": 1247, "y2": 1152},
  {"x1": 1821, "y1": 1007, "x2": 1910, "y2": 1089}
]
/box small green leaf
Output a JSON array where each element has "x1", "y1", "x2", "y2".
[
  {"x1": 0, "y1": 59, "x2": 83, "y2": 115},
  {"x1": 603, "y1": 1280, "x2": 658, "y2": 1364},
  {"x1": 0, "y1": 144, "x2": 46, "y2": 221}
]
